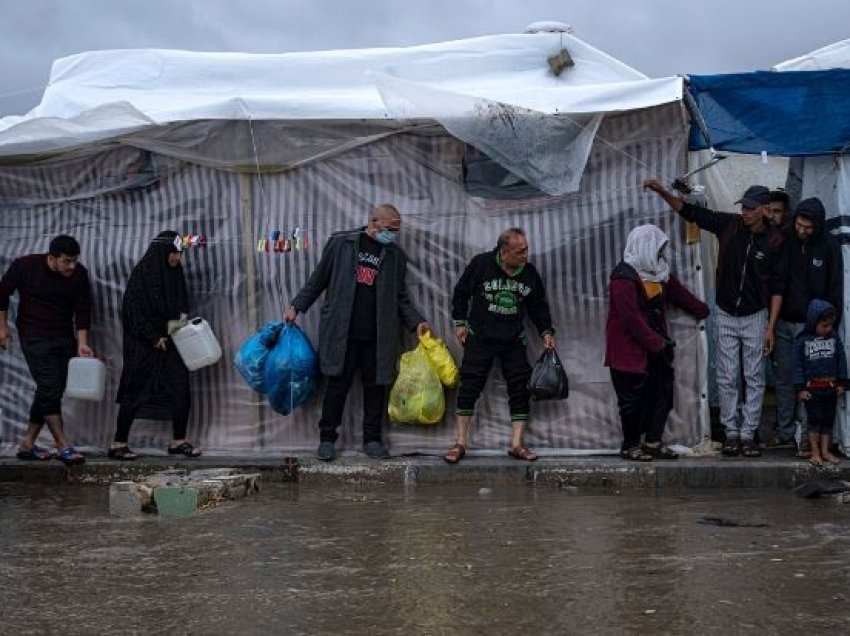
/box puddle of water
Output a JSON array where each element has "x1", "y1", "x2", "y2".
[{"x1": 1, "y1": 483, "x2": 849, "y2": 634}]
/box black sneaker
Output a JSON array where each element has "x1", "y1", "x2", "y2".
[
  {"x1": 362, "y1": 441, "x2": 390, "y2": 459},
  {"x1": 317, "y1": 442, "x2": 335, "y2": 461}
]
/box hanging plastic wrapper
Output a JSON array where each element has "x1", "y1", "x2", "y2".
[
  {"x1": 388, "y1": 344, "x2": 445, "y2": 425},
  {"x1": 417, "y1": 331, "x2": 459, "y2": 388},
  {"x1": 263, "y1": 323, "x2": 319, "y2": 416},
  {"x1": 234, "y1": 321, "x2": 285, "y2": 393},
  {"x1": 374, "y1": 73, "x2": 602, "y2": 195}
]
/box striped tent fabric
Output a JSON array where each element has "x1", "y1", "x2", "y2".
[{"x1": 0, "y1": 102, "x2": 701, "y2": 456}]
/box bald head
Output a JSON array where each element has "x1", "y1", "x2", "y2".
[
  {"x1": 372, "y1": 204, "x2": 400, "y2": 221},
  {"x1": 498, "y1": 227, "x2": 529, "y2": 270},
  {"x1": 366, "y1": 203, "x2": 402, "y2": 241}
]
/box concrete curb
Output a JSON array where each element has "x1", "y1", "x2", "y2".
[{"x1": 2, "y1": 454, "x2": 849, "y2": 489}]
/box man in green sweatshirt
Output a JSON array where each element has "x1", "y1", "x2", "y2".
[{"x1": 444, "y1": 228, "x2": 556, "y2": 463}]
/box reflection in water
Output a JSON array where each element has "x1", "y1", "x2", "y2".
[{"x1": 1, "y1": 484, "x2": 849, "y2": 634}]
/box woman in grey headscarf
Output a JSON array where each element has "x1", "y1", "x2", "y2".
[{"x1": 604, "y1": 224, "x2": 709, "y2": 461}]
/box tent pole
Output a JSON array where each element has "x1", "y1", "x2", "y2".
[
  {"x1": 239, "y1": 172, "x2": 262, "y2": 443},
  {"x1": 239, "y1": 172, "x2": 258, "y2": 330}
]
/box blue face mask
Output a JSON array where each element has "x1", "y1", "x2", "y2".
[{"x1": 375, "y1": 229, "x2": 397, "y2": 245}]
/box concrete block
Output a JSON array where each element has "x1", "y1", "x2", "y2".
[
  {"x1": 109, "y1": 481, "x2": 154, "y2": 517},
  {"x1": 134, "y1": 468, "x2": 264, "y2": 518}
]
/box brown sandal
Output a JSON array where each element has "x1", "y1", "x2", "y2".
[
  {"x1": 444, "y1": 443, "x2": 466, "y2": 464},
  {"x1": 508, "y1": 444, "x2": 538, "y2": 461}
]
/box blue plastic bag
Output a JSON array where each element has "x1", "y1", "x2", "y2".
[
  {"x1": 234, "y1": 321, "x2": 285, "y2": 393},
  {"x1": 264, "y1": 323, "x2": 319, "y2": 415}
]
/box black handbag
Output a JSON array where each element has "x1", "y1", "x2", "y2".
[{"x1": 528, "y1": 349, "x2": 569, "y2": 400}]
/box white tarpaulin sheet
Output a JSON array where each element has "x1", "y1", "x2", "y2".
[
  {"x1": 774, "y1": 38, "x2": 850, "y2": 71},
  {"x1": 0, "y1": 33, "x2": 681, "y2": 158}
]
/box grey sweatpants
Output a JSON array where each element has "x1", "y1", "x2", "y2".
[{"x1": 715, "y1": 307, "x2": 767, "y2": 440}]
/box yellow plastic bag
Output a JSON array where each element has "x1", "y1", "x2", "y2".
[
  {"x1": 418, "y1": 331, "x2": 459, "y2": 388},
  {"x1": 388, "y1": 345, "x2": 445, "y2": 425}
]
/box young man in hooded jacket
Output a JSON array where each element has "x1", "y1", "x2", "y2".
[{"x1": 773, "y1": 197, "x2": 843, "y2": 454}]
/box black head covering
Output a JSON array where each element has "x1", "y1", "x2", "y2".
[{"x1": 122, "y1": 231, "x2": 189, "y2": 336}]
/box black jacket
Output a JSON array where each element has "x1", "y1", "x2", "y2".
[
  {"x1": 452, "y1": 250, "x2": 553, "y2": 342},
  {"x1": 291, "y1": 228, "x2": 425, "y2": 385},
  {"x1": 679, "y1": 202, "x2": 784, "y2": 317},
  {"x1": 780, "y1": 208, "x2": 843, "y2": 324}
]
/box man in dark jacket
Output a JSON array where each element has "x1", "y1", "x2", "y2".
[
  {"x1": 443, "y1": 228, "x2": 556, "y2": 464},
  {"x1": 643, "y1": 180, "x2": 784, "y2": 458},
  {"x1": 284, "y1": 204, "x2": 429, "y2": 461},
  {"x1": 0, "y1": 235, "x2": 93, "y2": 465},
  {"x1": 766, "y1": 190, "x2": 791, "y2": 251},
  {"x1": 773, "y1": 197, "x2": 843, "y2": 453}
]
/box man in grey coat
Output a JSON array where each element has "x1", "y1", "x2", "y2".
[{"x1": 284, "y1": 204, "x2": 430, "y2": 461}]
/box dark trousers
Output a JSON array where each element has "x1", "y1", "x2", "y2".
[
  {"x1": 805, "y1": 393, "x2": 837, "y2": 435},
  {"x1": 114, "y1": 347, "x2": 192, "y2": 444},
  {"x1": 20, "y1": 337, "x2": 76, "y2": 424},
  {"x1": 113, "y1": 400, "x2": 191, "y2": 443},
  {"x1": 456, "y1": 334, "x2": 532, "y2": 420},
  {"x1": 318, "y1": 339, "x2": 385, "y2": 444},
  {"x1": 610, "y1": 355, "x2": 674, "y2": 451}
]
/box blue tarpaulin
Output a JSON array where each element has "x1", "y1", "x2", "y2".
[{"x1": 688, "y1": 70, "x2": 850, "y2": 156}]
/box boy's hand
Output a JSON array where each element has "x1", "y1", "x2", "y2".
[
  {"x1": 838, "y1": 386, "x2": 846, "y2": 396},
  {"x1": 798, "y1": 390, "x2": 812, "y2": 401}
]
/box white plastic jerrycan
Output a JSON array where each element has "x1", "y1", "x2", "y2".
[
  {"x1": 65, "y1": 357, "x2": 107, "y2": 401},
  {"x1": 171, "y1": 317, "x2": 222, "y2": 371}
]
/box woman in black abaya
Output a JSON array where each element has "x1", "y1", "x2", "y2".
[{"x1": 109, "y1": 231, "x2": 201, "y2": 459}]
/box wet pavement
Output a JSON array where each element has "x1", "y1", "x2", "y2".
[{"x1": 2, "y1": 482, "x2": 850, "y2": 635}]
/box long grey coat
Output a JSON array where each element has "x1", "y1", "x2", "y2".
[{"x1": 291, "y1": 228, "x2": 425, "y2": 385}]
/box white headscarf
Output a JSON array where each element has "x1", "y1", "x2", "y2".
[{"x1": 623, "y1": 224, "x2": 670, "y2": 283}]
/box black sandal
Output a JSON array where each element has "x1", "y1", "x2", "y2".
[
  {"x1": 107, "y1": 445, "x2": 139, "y2": 461},
  {"x1": 168, "y1": 442, "x2": 202, "y2": 458},
  {"x1": 642, "y1": 443, "x2": 679, "y2": 460},
  {"x1": 620, "y1": 447, "x2": 653, "y2": 462},
  {"x1": 740, "y1": 440, "x2": 762, "y2": 458},
  {"x1": 722, "y1": 439, "x2": 740, "y2": 456}
]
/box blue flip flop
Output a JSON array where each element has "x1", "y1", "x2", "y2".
[
  {"x1": 16, "y1": 444, "x2": 53, "y2": 461},
  {"x1": 56, "y1": 447, "x2": 85, "y2": 465}
]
